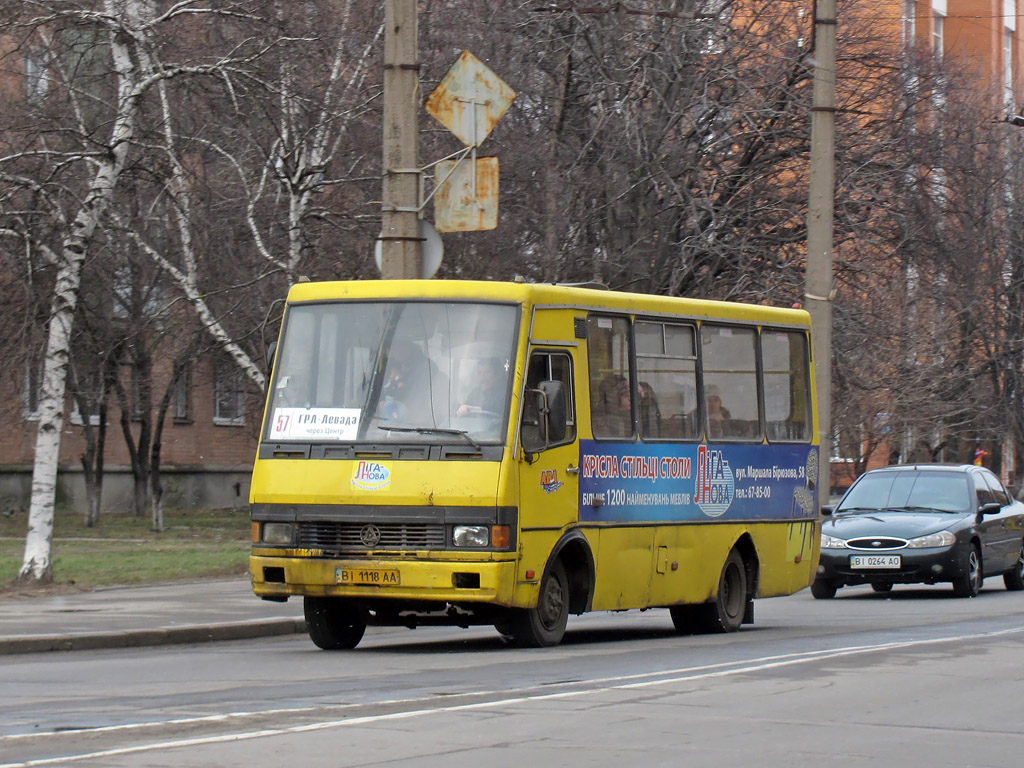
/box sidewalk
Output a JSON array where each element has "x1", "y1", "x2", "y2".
[{"x1": 0, "y1": 578, "x2": 306, "y2": 655}]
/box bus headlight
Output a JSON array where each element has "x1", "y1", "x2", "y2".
[
  {"x1": 262, "y1": 522, "x2": 294, "y2": 546},
  {"x1": 453, "y1": 525, "x2": 489, "y2": 547}
]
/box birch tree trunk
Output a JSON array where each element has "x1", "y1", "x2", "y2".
[
  {"x1": 19, "y1": 179, "x2": 127, "y2": 581},
  {"x1": 18, "y1": 0, "x2": 147, "y2": 582}
]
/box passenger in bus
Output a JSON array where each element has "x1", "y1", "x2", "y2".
[
  {"x1": 706, "y1": 384, "x2": 732, "y2": 437},
  {"x1": 379, "y1": 339, "x2": 449, "y2": 423},
  {"x1": 457, "y1": 358, "x2": 505, "y2": 417},
  {"x1": 592, "y1": 374, "x2": 630, "y2": 437},
  {"x1": 636, "y1": 381, "x2": 661, "y2": 437},
  {"x1": 613, "y1": 379, "x2": 634, "y2": 435}
]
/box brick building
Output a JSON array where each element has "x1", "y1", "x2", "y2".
[
  {"x1": 0, "y1": 346, "x2": 261, "y2": 515},
  {"x1": 0, "y1": 17, "x2": 267, "y2": 515}
]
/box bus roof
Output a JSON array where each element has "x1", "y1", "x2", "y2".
[{"x1": 285, "y1": 279, "x2": 811, "y2": 328}]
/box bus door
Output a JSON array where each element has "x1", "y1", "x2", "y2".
[{"x1": 516, "y1": 335, "x2": 582, "y2": 591}]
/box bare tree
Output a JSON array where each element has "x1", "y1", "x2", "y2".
[
  {"x1": 4, "y1": 0, "x2": 1024, "y2": 580},
  {"x1": 0, "y1": 0, "x2": 270, "y2": 582}
]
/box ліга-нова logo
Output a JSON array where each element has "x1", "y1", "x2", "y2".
[
  {"x1": 695, "y1": 445, "x2": 734, "y2": 517},
  {"x1": 352, "y1": 460, "x2": 391, "y2": 490}
]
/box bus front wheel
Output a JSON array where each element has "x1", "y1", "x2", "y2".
[
  {"x1": 304, "y1": 596, "x2": 366, "y2": 650},
  {"x1": 506, "y1": 559, "x2": 569, "y2": 647}
]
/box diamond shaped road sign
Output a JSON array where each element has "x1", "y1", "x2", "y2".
[{"x1": 425, "y1": 51, "x2": 516, "y2": 148}]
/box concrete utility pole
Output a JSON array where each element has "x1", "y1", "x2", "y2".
[
  {"x1": 806, "y1": 0, "x2": 837, "y2": 508},
  {"x1": 380, "y1": 0, "x2": 422, "y2": 279}
]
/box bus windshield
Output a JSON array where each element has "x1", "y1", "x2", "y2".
[{"x1": 265, "y1": 301, "x2": 519, "y2": 445}]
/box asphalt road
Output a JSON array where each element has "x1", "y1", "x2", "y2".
[{"x1": 3, "y1": 583, "x2": 1024, "y2": 767}]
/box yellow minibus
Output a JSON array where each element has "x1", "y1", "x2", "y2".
[{"x1": 250, "y1": 280, "x2": 820, "y2": 648}]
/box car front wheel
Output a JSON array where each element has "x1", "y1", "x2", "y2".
[
  {"x1": 952, "y1": 544, "x2": 982, "y2": 598},
  {"x1": 810, "y1": 578, "x2": 838, "y2": 599}
]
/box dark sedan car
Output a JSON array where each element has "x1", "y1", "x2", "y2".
[{"x1": 813, "y1": 464, "x2": 1024, "y2": 599}]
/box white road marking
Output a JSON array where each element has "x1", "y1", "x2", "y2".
[{"x1": 3, "y1": 626, "x2": 1022, "y2": 767}]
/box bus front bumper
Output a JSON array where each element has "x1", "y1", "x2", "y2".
[{"x1": 250, "y1": 553, "x2": 520, "y2": 606}]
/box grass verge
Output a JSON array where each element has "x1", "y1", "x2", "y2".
[{"x1": 0, "y1": 507, "x2": 250, "y2": 594}]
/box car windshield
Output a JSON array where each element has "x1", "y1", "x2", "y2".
[
  {"x1": 836, "y1": 470, "x2": 971, "y2": 514},
  {"x1": 265, "y1": 301, "x2": 518, "y2": 444}
]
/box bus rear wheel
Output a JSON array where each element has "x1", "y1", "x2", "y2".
[
  {"x1": 304, "y1": 596, "x2": 366, "y2": 650},
  {"x1": 507, "y1": 559, "x2": 569, "y2": 647},
  {"x1": 674, "y1": 550, "x2": 747, "y2": 634}
]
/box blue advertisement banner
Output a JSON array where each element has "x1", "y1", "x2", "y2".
[{"x1": 579, "y1": 440, "x2": 819, "y2": 523}]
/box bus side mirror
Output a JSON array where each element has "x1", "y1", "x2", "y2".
[
  {"x1": 538, "y1": 380, "x2": 566, "y2": 445},
  {"x1": 266, "y1": 341, "x2": 278, "y2": 367}
]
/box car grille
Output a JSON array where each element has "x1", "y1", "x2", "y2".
[
  {"x1": 297, "y1": 521, "x2": 447, "y2": 552},
  {"x1": 846, "y1": 537, "x2": 907, "y2": 551}
]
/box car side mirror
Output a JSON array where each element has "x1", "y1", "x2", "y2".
[
  {"x1": 820, "y1": 505, "x2": 834, "y2": 517},
  {"x1": 979, "y1": 501, "x2": 1003, "y2": 516}
]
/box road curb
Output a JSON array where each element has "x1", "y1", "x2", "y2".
[{"x1": 0, "y1": 617, "x2": 307, "y2": 656}]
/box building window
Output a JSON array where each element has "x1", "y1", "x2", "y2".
[
  {"x1": 699, "y1": 0, "x2": 731, "y2": 55},
  {"x1": 1005, "y1": 27, "x2": 1014, "y2": 113},
  {"x1": 901, "y1": 0, "x2": 916, "y2": 48},
  {"x1": 172, "y1": 363, "x2": 191, "y2": 423},
  {"x1": 69, "y1": 364, "x2": 104, "y2": 427},
  {"x1": 129, "y1": 365, "x2": 146, "y2": 421},
  {"x1": 24, "y1": 358, "x2": 42, "y2": 421},
  {"x1": 70, "y1": 397, "x2": 102, "y2": 427},
  {"x1": 830, "y1": 425, "x2": 861, "y2": 463},
  {"x1": 24, "y1": 49, "x2": 49, "y2": 105},
  {"x1": 932, "y1": 11, "x2": 944, "y2": 56},
  {"x1": 213, "y1": 359, "x2": 246, "y2": 426}
]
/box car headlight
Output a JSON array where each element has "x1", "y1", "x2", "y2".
[
  {"x1": 262, "y1": 522, "x2": 294, "y2": 546},
  {"x1": 821, "y1": 533, "x2": 848, "y2": 549},
  {"x1": 906, "y1": 530, "x2": 956, "y2": 548},
  {"x1": 453, "y1": 525, "x2": 489, "y2": 547}
]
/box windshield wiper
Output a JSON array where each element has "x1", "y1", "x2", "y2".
[
  {"x1": 377, "y1": 425, "x2": 481, "y2": 450},
  {"x1": 889, "y1": 505, "x2": 960, "y2": 514}
]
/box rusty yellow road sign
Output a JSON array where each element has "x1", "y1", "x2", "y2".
[
  {"x1": 434, "y1": 157, "x2": 499, "y2": 232},
  {"x1": 425, "y1": 51, "x2": 516, "y2": 148}
]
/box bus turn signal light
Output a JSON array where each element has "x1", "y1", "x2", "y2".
[{"x1": 491, "y1": 525, "x2": 510, "y2": 548}]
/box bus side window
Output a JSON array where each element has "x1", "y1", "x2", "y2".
[
  {"x1": 762, "y1": 330, "x2": 811, "y2": 442},
  {"x1": 635, "y1": 320, "x2": 699, "y2": 440},
  {"x1": 521, "y1": 351, "x2": 576, "y2": 453},
  {"x1": 701, "y1": 324, "x2": 761, "y2": 441},
  {"x1": 588, "y1": 315, "x2": 633, "y2": 440}
]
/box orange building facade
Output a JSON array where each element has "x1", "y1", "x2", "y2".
[{"x1": 828, "y1": 1, "x2": 1024, "y2": 496}]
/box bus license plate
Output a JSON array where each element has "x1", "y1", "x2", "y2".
[
  {"x1": 336, "y1": 568, "x2": 400, "y2": 585},
  {"x1": 850, "y1": 555, "x2": 901, "y2": 569}
]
